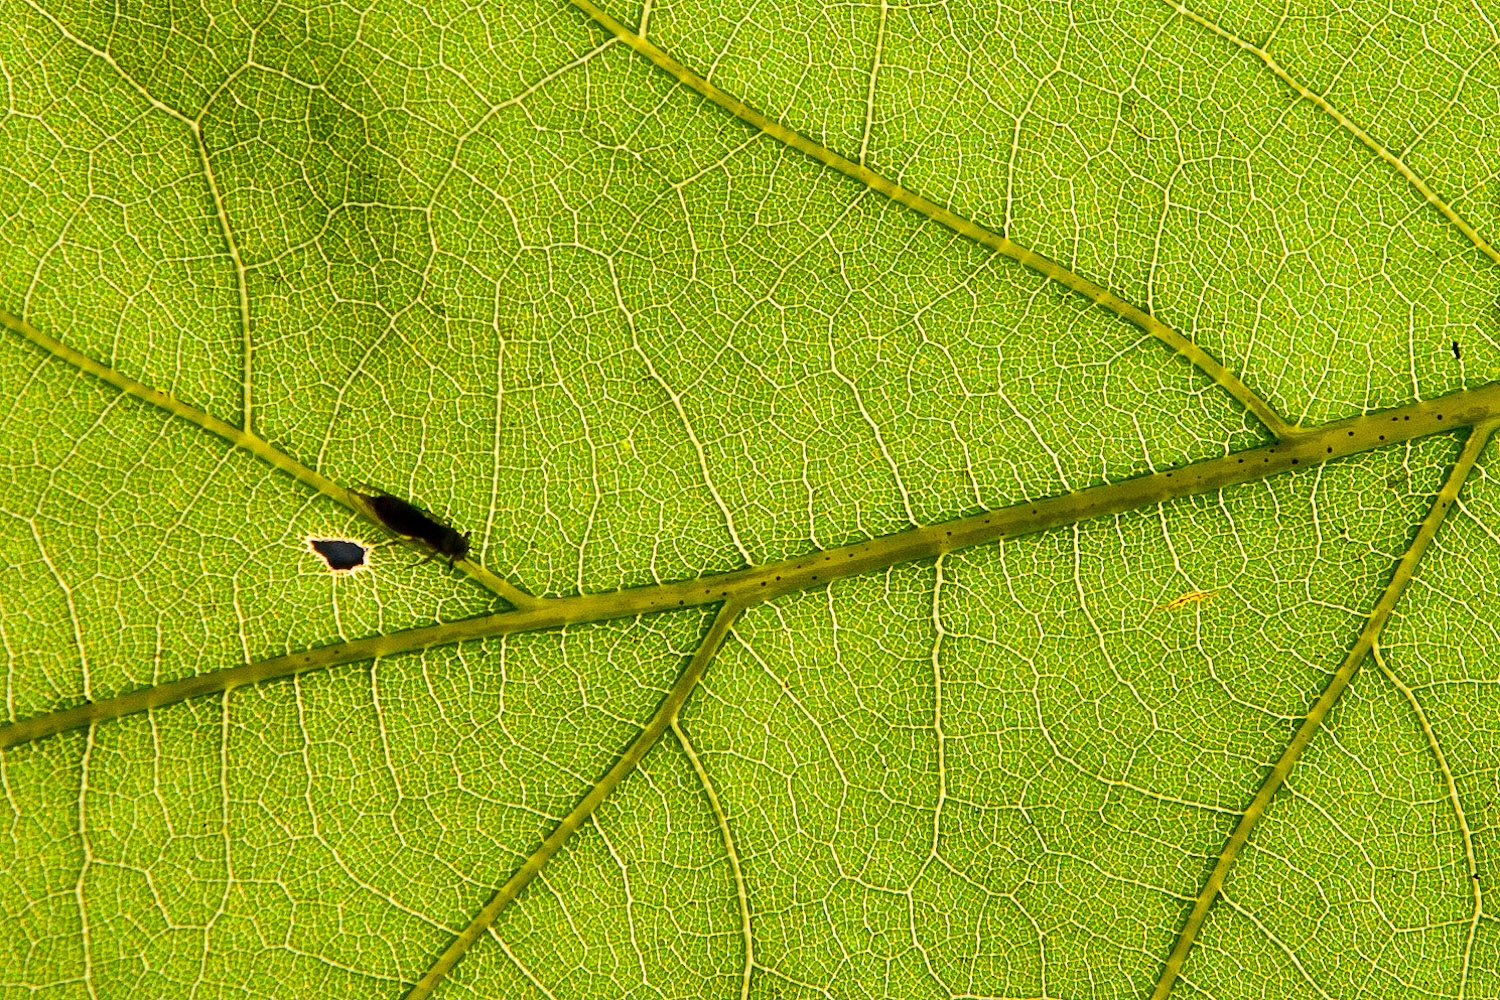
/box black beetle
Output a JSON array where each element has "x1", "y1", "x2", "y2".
[{"x1": 355, "y1": 487, "x2": 471, "y2": 566}]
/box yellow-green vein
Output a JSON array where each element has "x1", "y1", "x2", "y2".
[
  {"x1": 1170, "y1": 0, "x2": 1500, "y2": 268},
  {"x1": 0, "y1": 308, "x2": 539, "y2": 610},
  {"x1": 402, "y1": 599, "x2": 748, "y2": 1000},
  {"x1": 565, "y1": 0, "x2": 1300, "y2": 440},
  {"x1": 1148, "y1": 417, "x2": 1500, "y2": 999},
  {"x1": 673, "y1": 715, "x2": 756, "y2": 1000},
  {"x1": 1370, "y1": 645, "x2": 1484, "y2": 1000},
  {"x1": 8, "y1": 380, "x2": 1500, "y2": 749}
]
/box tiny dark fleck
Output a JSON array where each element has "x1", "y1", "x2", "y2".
[
  {"x1": 1453, "y1": 341, "x2": 1462, "y2": 359},
  {"x1": 310, "y1": 539, "x2": 368, "y2": 571}
]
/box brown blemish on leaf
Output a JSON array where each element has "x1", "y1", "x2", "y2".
[{"x1": 1154, "y1": 589, "x2": 1220, "y2": 613}]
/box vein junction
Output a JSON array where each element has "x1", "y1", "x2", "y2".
[{"x1": 5, "y1": 380, "x2": 1498, "y2": 749}]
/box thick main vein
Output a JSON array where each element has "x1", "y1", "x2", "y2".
[{"x1": 6, "y1": 380, "x2": 1499, "y2": 748}]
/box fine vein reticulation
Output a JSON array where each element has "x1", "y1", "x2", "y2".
[
  {"x1": 561, "y1": 0, "x2": 1303, "y2": 441},
  {"x1": 1147, "y1": 417, "x2": 1500, "y2": 1000},
  {"x1": 5, "y1": 5, "x2": 1496, "y2": 997},
  {"x1": 0, "y1": 308, "x2": 539, "y2": 611},
  {"x1": 5, "y1": 316, "x2": 1498, "y2": 1000},
  {"x1": 5, "y1": 379, "x2": 1499, "y2": 750},
  {"x1": 6, "y1": 316, "x2": 1498, "y2": 1000}
]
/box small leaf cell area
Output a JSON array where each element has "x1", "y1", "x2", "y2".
[{"x1": 308, "y1": 537, "x2": 370, "y2": 572}]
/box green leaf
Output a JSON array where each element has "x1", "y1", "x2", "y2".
[{"x1": 3, "y1": 2, "x2": 1498, "y2": 998}]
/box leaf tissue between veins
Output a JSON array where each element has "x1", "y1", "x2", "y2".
[{"x1": 356, "y1": 487, "x2": 471, "y2": 566}]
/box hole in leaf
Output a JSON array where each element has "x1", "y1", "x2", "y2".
[{"x1": 309, "y1": 538, "x2": 369, "y2": 572}]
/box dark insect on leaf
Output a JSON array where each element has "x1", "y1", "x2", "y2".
[
  {"x1": 309, "y1": 539, "x2": 368, "y2": 571},
  {"x1": 356, "y1": 487, "x2": 471, "y2": 566},
  {"x1": 1453, "y1": 340, "x2": 1462, "y2": 359}
]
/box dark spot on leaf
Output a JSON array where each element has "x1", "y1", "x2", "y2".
[{"x1": 310, "y1": 539, "x2": 368, "y2": 571}]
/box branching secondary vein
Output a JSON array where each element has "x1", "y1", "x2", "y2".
[
  {"x1": 0, "y1": 308, "x2": 539, "y2": 610},
  {"x1": 1148, "y1": 417, "x2": 1500, "y2": 1000},
  {"x1": 564, "y1": 0, "x2": 1300, "y2": 439},
  {"x1": 6, "y1": 381, "x2": 1500, "y2": 749}
]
